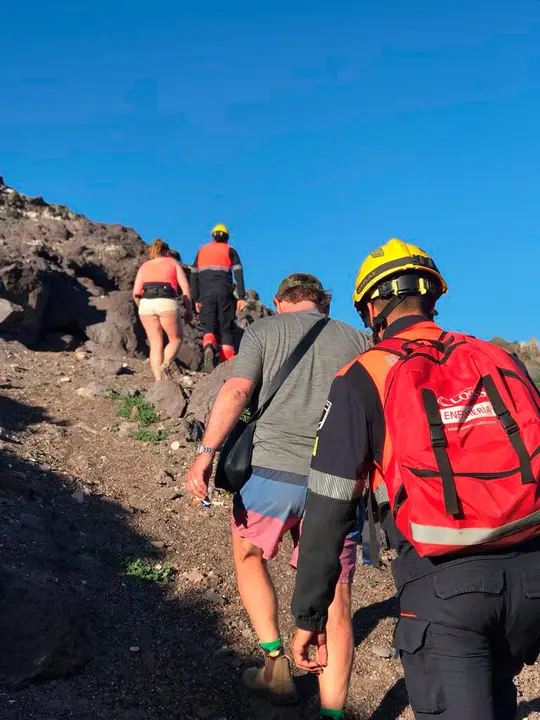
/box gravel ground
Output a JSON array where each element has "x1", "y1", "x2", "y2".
[{"x1": 0, "y1": 341, "x2": 539, "y2": 719}]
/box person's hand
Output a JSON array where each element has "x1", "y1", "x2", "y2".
[
  {"x1": 183, "y1": 306, "x2": 193, "y2": 325},
  {"x1": 186, "y1": 453, "x2": 214, "y2": 499},
  {"x1": 236, "y1": 299, "x2": 246, "y2": 312},
  {"x1": 291, "y1": 629, "x2": 327, "y2": 674},
  {"x1": 195, "y1": 302, "x2": 202, "y2": 314}
]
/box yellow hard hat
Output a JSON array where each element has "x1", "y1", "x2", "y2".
[
  {"x1": 353, "y1": 238, "x2": 447, "y2": 309},
  {"x1": 211, "y1": 223, "x2": 230, "y2": 237}
]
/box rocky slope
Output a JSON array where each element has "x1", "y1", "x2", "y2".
[
  {"x1": 0, "y1": 177, "x2": 270, "y2": 368},
  {"x1": 1, "y1": 339, "x2": 539, "y2": 720},
  {"x1": 491, "y1": 337, "x2": 540, "y2": 383},
  {"x1": 1, "y1": 179, "x2": 539, "y2": 720},
  {"x1": 0, "y1": 177, "x2": 147, "y2": 350}
]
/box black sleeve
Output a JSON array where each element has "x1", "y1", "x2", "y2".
[
  {"x1": 190, "y1": 252, "x2": 200, "y2": 303},
  {"x1": 292, "y1": 364, "x2": 377, "y2": 632},
  {"x1": 229, "y1": 247, "x2": 245, "y2": 299}
]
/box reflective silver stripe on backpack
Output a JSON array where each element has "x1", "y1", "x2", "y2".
[{"x1": 411, "y1": 509, "x2": 540, "y2": 546}]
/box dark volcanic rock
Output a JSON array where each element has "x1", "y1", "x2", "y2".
[
  {"x1": 0, "y1": 569, "x2": 88, "y2": 687},
  {"x1": 177, "y1": 341, "x2": 203, "y2": 372},
  {"x1": 0, "y1": 298, "x2": 24, "y2": 332},
  {"x1": 146, "y1": 380, "x2": 187, "y2": 419},
  {"x1": 186, "y1": 359, "x2": 235, "y2": 423},
  {"x1": 85, "y1": 291, "x2": 145, "y2": 358},
  {"x1": 0, "y1": 180, "x2": 145, "y2": 346}
]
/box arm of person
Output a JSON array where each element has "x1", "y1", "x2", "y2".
[
  {"x1": 132, "y1": 267, "x2": 144, "y2": 306},
  {"x1": 190, "y1": 253, "x2": 200, "y2": 305},
  {"x1": 229, "y1": 247, "x2": 246, "y2": 301},
  {"x1": 175, "y1": 262, "x2": 191, "y2": 300},
  {"x1": 291, "y1": 364, "x2": 376, "y2": 670},
  {"x1": 185, "y1": 325, "x2": 264, "y2": 497}
]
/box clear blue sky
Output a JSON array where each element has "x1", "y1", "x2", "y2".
[{"x1": 1, "y1": 0, "x2": 539, "y2": 340}]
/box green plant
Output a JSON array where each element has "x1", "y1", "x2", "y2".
[
  {"x1": 131, "y1": 427, "x2": 168, "y2": 443},
  {"x1": 125, "y1": 558, "x2": 175, "y2": 583},
  {"x1": 117, "y1": 396, "x2": 159, "y2": 426}
]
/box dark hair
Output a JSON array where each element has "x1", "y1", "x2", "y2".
[
  {"x1": 148, "y1": 238, "x2": 170, "y2": 260},
  {"x1": 276, "y1": 285, "x2": 332, "y2": 309}
]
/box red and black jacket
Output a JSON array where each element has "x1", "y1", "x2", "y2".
[{"x1": 190, "y1": 241, "x2": 245, "y2": 302}]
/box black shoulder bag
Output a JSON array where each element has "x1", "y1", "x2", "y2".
[{"x1": 214, "y1": 318, "x2": 329, "y2": 493}]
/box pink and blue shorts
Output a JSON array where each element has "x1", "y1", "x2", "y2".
[{"x1": 231, "y1": 466, "x2": 358, "y2": 584}]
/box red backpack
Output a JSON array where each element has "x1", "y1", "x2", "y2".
[{"x1": 369, "y1": 330, "x2": 540, "y2": 557}]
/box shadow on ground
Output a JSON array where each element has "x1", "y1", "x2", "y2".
[
  {"x1": 0, "y1": 395, "x2": 257, "y2": 720},
  {"x1": 0, "y1": 395, "x2": 418, "y2": 720},
  {"x1": 353, "y1": 596, "x2": 398, "y2": 648}
]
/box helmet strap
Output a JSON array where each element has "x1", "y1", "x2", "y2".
[{"x1": 371, "y1": 295, "x2": 406, "y2": 344}]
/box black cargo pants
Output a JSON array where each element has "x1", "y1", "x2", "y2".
[
  {"x1": 199, "y1": 288, "x2": 236, "y2": 347},
  {"x1": 393, "y1": 551, "x2": 540, "y2": 720}
]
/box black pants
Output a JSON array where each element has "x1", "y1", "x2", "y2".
[
  {"x1": 199, "y1": 289, "x2": 236, "y2": 347},
  {"x1": 393, "y1": 551, "x2": 540, "y2": 720}
]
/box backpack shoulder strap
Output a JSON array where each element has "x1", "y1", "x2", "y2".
[
  {"x1": 482, "y1": 374, "x2": 535, "y2": 485},
  {"x1": 250, "y1": 317, "x2": 329, "y2": 423}
]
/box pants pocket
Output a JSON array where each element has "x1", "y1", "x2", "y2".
[
  {"x1": 521, "y1": 571, "x2": 540, "y2": 664},
  {"x1": 393, "y1": 618, "x2": 446, "y2": 715}
]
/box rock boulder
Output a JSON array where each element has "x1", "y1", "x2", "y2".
[
  {"x1": 186, "y1": 359, "x2": 236, "y2": 423},
  {"x1": 0, "y1": 569, "x2": 88, "y2": 687}
]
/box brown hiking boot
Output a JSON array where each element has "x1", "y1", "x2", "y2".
[
  {"x1": 203, "y1": 345, "x2": 216, "y2": 373},
  {"x1": 242, "y1": 651, "x2": 298, "y2": 705}
]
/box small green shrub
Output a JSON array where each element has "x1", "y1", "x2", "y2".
[
  {"x1": 117, "y1": 396, "x2": 159, "y2": 426},
  {"x1": 131, "y1": 427, "x2": 168, "y2": 443},
  {"x1": 125, "y1": 558, "x2": 175, "y2": 583}
]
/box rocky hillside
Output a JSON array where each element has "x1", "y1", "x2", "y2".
[
  {"x1": 0, "y1": 179, "x2": 539, "y2": 720},
  {"x1": 491, "y1": 337, "x2": 540, "y2": 383},
  {"x1": 0, "y1": 178, "x2": 270, "y2": 369}
]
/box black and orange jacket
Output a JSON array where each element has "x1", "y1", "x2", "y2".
[{"x1": 190, "y1": 241, "x2": 245, "y2": 302}]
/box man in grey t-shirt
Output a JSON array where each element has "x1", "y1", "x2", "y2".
[{"x1": 186, "y1": 273, "x2": 370, "y2": 713}]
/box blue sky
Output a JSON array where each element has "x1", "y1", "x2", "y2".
[{"x1": 1, "y1": 0, "x2": 539, "y2": 340}]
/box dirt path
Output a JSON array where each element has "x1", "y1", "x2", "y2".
[{"x1": 0, "y1": 341, "x2": 539, "y2": 719}]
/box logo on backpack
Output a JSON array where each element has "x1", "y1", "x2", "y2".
[{"x1": 437, "y1": 386, "x2": 496, "y2": 426}]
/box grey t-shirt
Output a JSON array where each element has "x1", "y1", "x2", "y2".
[{"x1": 230, "y1": 309, "x2": 372, "y2": 476}]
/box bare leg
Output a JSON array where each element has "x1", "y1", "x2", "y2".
[
  {"x1": 159, "y1": 310, "x2": 182, "y2": 369},
  {"x1": 318, "y1": 582, "x2": 354, "y2": 711},
  {"x1": 232, "y1": 532, "x2": 280, "y2": 643},
  {"x1": 139, "y1": 313, "x2": 164, "y2": 382}
]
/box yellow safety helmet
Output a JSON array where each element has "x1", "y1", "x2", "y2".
[
  {"x1": 211, "y1": 223, "x2": 230, "y2": 239},
  {"x1": 353, "y1": 238, "x2": 447, "y2": 309}
]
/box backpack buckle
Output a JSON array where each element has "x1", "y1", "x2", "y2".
[
  {"x1": 429, "y1": 425, "x2": 447, "y2": 448},
  {"x1": 498, "y1": 411, "x2": 519, "y2": 435}
]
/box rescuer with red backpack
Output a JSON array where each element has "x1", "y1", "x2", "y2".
[{"x1": 291, "y1": 239, "x2": 540, "y2": 720}]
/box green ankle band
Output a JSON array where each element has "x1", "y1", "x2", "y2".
[
  {"x1": 320, "y1": 709, "x2": 344, "y2": 719},
  {"x1": 260, "y1": 637, "x2": 283, "y2": 653}
]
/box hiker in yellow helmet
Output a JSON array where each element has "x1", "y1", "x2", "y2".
[
  {"x1": 292, "y1": 238, "x2": 540, "y2": 720},
  {"x1": 190, "y1": 224, "x2": 246, "y2": 371},
  {"x1": 353, "y1": 238, "x2": 447, "y2": 341},
  {"x1": 211, "y1": 223, "x2": 230, "y2": 241}
]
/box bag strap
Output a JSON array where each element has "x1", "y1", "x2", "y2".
[
  {"x1": 367, "y1": 484, "x2": 381, "y2": 568},
  {"x1": 421, "y1": 388, "x2": 460, "y2": 516},
  {"x1": 482, "y1": 374, "x2": 535, "y2": 485},
  {"x1": 249, "y1": 317, "x2": 329, "y2": 424}
]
